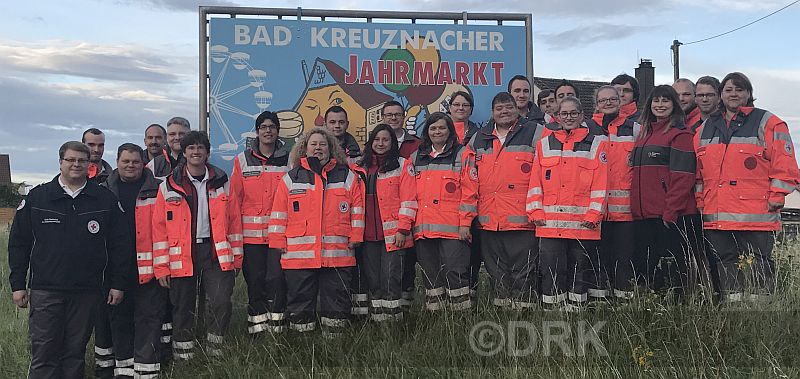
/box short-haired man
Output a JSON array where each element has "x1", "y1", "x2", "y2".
[
  {"x1": 325, "y1": 106, "x2": 361, "y2": 164},
  {"x1": 230, "y1": 111, "x2": 291, "y2": 335},
  {"x1": 98, "y1": 143, "x2": 168, "y2": 378},
  {"x1": 83, "y1": 128, "x2": 113, "y2": 183},
  {"x1": 673, "y1": 78, "x2": 702, "y2": 129},
  {"x1": 555, "y1": 79, "x2": 581, "y2": 106},
  {"x1": 152, "y1": 131, "x2": 243, "y2": 360},
  {"x1": 143, "y1": 123, "x2": 167, "y2": 164},
  {"x1": 381, "y1": 100, "x2": 421, "y2": 306},
  {"x1": 537, "y1": 89, "x2": 556, "y2": 121},
  {"x1": 694, "y1": 76, "x2": 721, "y2": 130},
  {"x1": 9, "y1": 141, "x2": 131, "y2": 379},
  {"x1": 508, "y1": 75, "x2": 547, "y2": 125},
  {"x1": 611, "y1": 74, "x2": 640, "y2": 122},
  {"x1": 467, "y1": 92, "x2": 546, "y2": 309},
  {"x1": 147, "y1": 117, "x2": 190, "y2": 179}
]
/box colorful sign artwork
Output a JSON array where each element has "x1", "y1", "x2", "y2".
[{"x1": 208, "y1": 18, "x2": 526, "y2": 171}]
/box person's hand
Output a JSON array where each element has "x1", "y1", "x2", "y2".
[
  {"x1": 768, "y1": 201, "x2": 784, "y2": 212},
  {"x1": 107, "y1": 289, "x2": 124, "y2": 305},
  {"x1": 394, "y1": 232, "x2": 408, "y2": 248},
  {"x1": 533, "y1": 219, "x2": 546, "y2": 227},
  {"x1": 459, "y1": 226, "x2": 472, "y2": 243},
  {"x1": 12, "y1": 290, "x2": 28, "y2": 308},
  {"x1": 580, "y1": 221, "x2": 597, "y2": 230},
  {"x1": 158, "y1": 276, "x2": 171, "y2": 289},
  {"x1": 348, "y1": 242, "x2": 361, "y2": 250}
]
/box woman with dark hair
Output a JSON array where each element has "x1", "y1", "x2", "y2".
[
  {"x1": 448, "y1": 90, "x2": 479, "y2": 144},
  {"x1": 410, "y1": 112, "x2": 477, "y2": 311},
  {"x1": 353, "y1": 124, "x2": 417, "y2": 321},
  {"x1": 630, "y1": 85, "x2": 699, "y2": 299},
  {"x1": 694, "y1": 72, "x2": 799, "y2": 302},
  {"x1": 268, "y1": 127, "x2": 364, "y2": 337}
]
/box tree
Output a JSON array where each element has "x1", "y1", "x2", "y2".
[{"x1": 0, "y1": 183, "x2": 24, "y2": 208}]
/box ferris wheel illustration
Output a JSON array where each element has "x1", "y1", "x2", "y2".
[{"x1": 209, "y1": 44, "x2": 272, "y2": 161}]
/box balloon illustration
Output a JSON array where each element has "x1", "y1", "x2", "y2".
[{"x1": 380, "y1": 48, "x2": 415, "y2": 94}]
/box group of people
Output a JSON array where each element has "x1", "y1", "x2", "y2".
[{"x1": 8, "y1": 70, "x2": 798, "y2": 378}]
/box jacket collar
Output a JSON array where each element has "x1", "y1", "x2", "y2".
[
  {"x1": 249, "y1": 139, "x2": 288, "y2": 161},
  {"x1": 46, "y1": 174, "x2": 99, "y2": 201},
  {"x1": 168, "y1": 162, "x2": 228, "y2": 195}
]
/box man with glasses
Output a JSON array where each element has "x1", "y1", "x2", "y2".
[
  {"x1": 673, "y1": 78, "x2": 702, "y2": 129},
  {"x1": 9, "y1": 141, "x2": 131, "y2": 379},
  {"x1": 694, "y1": 76, "x2": 721, "y2": 132},
  {"x1": 611, "y1": 74, "x2": 641, "y2": 122}
]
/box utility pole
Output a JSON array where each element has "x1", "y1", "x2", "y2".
[{"x1": 670, "y1": 40, "x2": 682, "y2": 82}]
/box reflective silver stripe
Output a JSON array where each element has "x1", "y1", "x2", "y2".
[
  {"x1": 162, "y1": 322, "x2": 172, "y2": 330},
  {"x1": 215, "y1": 241, "x2": 231, "y2": 251},
  {"x1": 242, "y1": 216, "x2": 269, "y2": 224},
  {"x1": 503, "y1": 145, "x2": 535, "y2": 153},
  {"x1": 270, "y1": 211, "x2": 287, "y2": 220},
  {"x1": 321, "y1": 249, "x2": 353, "y2": 258},
  {"x1": 169, "y1": 261, "x2": 182, "y2": 269},
  {"x1": 608, "y1": 205, "x2": 631, "y2": 213},
  {"x1": 401, "y1": 201, "x2": 418, "y2": 208},
  {"x1": 283, "y1": 250, "x2": 316, "y2": 259},
  {"x1": 243, "y1": 229, "x2": 265, "y2": 238},
  {"x1": 95, "y1": 346, "x2": 114, "y2": 355},
  {"x1": 134, "y1": 362, "x2": 160, "y2": 371},
  {"x1": 173, "y1": 341, "x2": 194, "y2": 349},
  {"x1": 477, "y1": 215, "x2": 490, "y2": 224},
  {"x1": 352, "y1": 293, "x2": 369, "y2": 302},
  {"x1": 290, "y1": 182, "x2": 314, "y2": 191},
  {"x1": 321, "y1": 317, "x2": 348, "y2": 327},
  {"x1": 588, "y1": 288, "x2": 608, "y2": 298},
  {"x1": 290, "y1": 322, "x2": 316, "y2": 332},
  {"x1": 771, "y1": 179, "x2": 795, "y2": 192},
  {"x1": 589, "y1": 202, "x2": 604, "y2": 212},
  {"x1": 248, "y1": 323, "x2": 269, "y2": 334},
  {"x1": 607, "y1": 190, "x2": 629, "y2": 198},
  {"x1": 136, "y1": 198, "x2": 156, "y2": 206},
  {"x1": 248, "y1": 313, "x2": 269, "y2": 324},
  {"x1": 351, "y1": 220, "x2": 365, "y2": 228},
  {"x1": 543, "y1": 205, "x2": 587, "y2": 214},
  {"x1": 726, "y1": 292, "x2": 744, "y2": 302},
  {"x1": 264, "y1": 166, "x2": 290, "y2": 173},
  {"x1": 268, "y1": 225, "x2": 286, "y2": 233},
  {"x1": 382, "y1": 299, "x2": 401, "y2": 309},
  {"x1": 614, "y1": 289, "x2": 634, "y2": 299},
  {"x1": 493, "y1": 298, "x2": 511, "y2": 306},
  {"x1": 590, "y1": 190, "x2": 606, "y2": 198},
  {"x1": 526, "y1": 201, "x2": 542, "y2": 212},
  {"x1": 507, "y1": 215, "x2": 529, "y2": 224},
  {"x1": 378, "y1": 161, "x2": 404, "y2": 179},
  {"x1": 775, "y1": 131, "x2": 793, "y2": 143},
  {"x1": 173, "y1": 352, "x2": 194, "y2": 360},
  {"x1": 152, "y1": 242, "x2": 168, "y2": 250},
  {"x1": 351, "y1": 207, "x2": 364, "y2": 214},
  {"x1": 542, "y1": 220, "x2": 585, "y2": 229},
  {"x1": 527, "y1": 187, "x2": 543, "y2": 197},
  {"x1": 287, "y1": 236, "x2": 317, "y2": 245},
  {"x1": 116, "y1": 358, "x2": 134, "y2": 366},
  {"x1": 96, "y1": 359, "x2": 115, "y2": 367},
  {"x1": 695, "y1": 183, "x2": 703, "y2": 193},
  {"x1": 569, "y1": 292, "x2": 588, "y2": 303},
  {"x1": 426, "y1": 287, "x2": 445, "y2": 296},
  {"x1": 729, "y1": 136, "x2": 763, "y2": 146},
  {"x1": 383, "y1": 220, "x2": 399, "y2": 230},
  {"x1": 414, "y1": 163, "x2": 460, "y2": 172},
  {"x1": 610, "y1": 135, "x2": 634, "y2": 143},
  {"x1": 322, "y1": 236, "x2": 349, "y2": 244},
  {"x1": 703, "y1": 213, "x2": 779, "y2": 223},
  {"x1": 459, "y1": 204, "x2": 478, "y2": 213},
  {"x1": 385, "y1": 234, "x2": 396, "y2": 245},
  {"x1": 451, "y1": 299, "x2": 472, "y2": 310},
  {"x1": 137, "y1": 252, "x2": 152, "y2": 260},
  {"x1": 447, "y1": 286, "x2": 470, "y2": 297},
  {"x1": 228, "y1": 233, "x2": 243, "y2": 242},
  {"x1": 232, "y1": 246, "x2": 243, "y2": 255},
  {"x1": 268, "y1": 312, "x2": 285, "y2": 321},
  {"x1": 169, "y1": 247, "x2": 181, "y2": 255},
  {"x1": 138, "y1": 266, "x2": 153, "y2": 275},
  {"x1": 399, "y1": 208, "x2": 416, "y2": 217},
  {"x1": 542, "y1": 292, "x2": 567, "y2": 304},
  {"x1": 327, "y1": 170, "x2": 357, "y2": 190},
  {"x1": 541, "y1": 134, "x2": 604, "y2": 159},
  {"x1": 206, "y1": 333, "x2": 223, "y2": 344},
  {"x1": 412, "y1": 223, "x2": 460, "y2": 234},
  {"x1": 217, "y1": 254, "x2": 234, "y2": 263}
]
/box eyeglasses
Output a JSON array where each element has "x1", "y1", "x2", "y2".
[
  {"x1": 558, "y1": 111, "x2": 582, "y2": 119},
  {"x1": 597, "y1": 97, "x2": 620, "y2": 104},
  {"x1": 383, "y1": 112, "x2": 404, "y2": 119},
  {"x1": 695, "y1": 93, "x2": 717, "y2": 99},
  {"x1": 450, "y1": 103, "x2": 471, "y2": 108},
  {"x1": 256, "y1": 124, "x2": 279, "y2": 130},
  {"x1": 61, "y1": 158, "x2": 89, "y2": 165},
  {"x1": 619, "y1": 88, "x2": 634, "y2": 93}
]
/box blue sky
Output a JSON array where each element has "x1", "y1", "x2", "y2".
[{"x1": 1, "y1": 0, "x2": 798, "y2": 184}]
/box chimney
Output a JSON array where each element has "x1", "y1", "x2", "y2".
[{"x1": 635, "y1": 59, "x2": 655, "y2": 107}]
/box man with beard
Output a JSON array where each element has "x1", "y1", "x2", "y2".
[{"x1": 143, "y1": 124, "x2": 167, "y2": 164}]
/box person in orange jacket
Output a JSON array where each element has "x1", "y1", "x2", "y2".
[
  {"x1": 268, "y1": 127, "x2": 365, "y2": 336},
  {"x1": 230, "y1": 111, "x2": 291, "y2": 335},
  {"x1": 589, "y1": 85, "x2": 639, "y2": 301},
  {"x1": 528, "y1": 96, "x2": 608, "y2": 311},
  {"x1": 694, "y1": 76, "x2": 721, "y2": 130},
  {"x1": 673, "y1": 78, "x2": 702, "y2": 130},
  {"x1": 612, "y1": 74, "x2": 641, "y2": 122},
  {"x1": 152, "y1": 131, "x2": 243, "y2": 360},
  {"x1": 352, "y1": 124, "x2": 417, "y2": 321},
  {"x1": 467, "y1": 92, "x2": 546, "y2": 309},
  {"x1": 695, "y1": 72, "x2": 799, "y2": 302},
  {"x1": 410, "y1": 112, "x2": 477, "y2": 311}
]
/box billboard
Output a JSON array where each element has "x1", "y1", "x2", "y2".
[{"x1": 207, "y1": 17, "x2": 527, "y2": 171}]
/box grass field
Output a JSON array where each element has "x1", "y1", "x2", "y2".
[{"x1": 2, "y1": 230, "x2": 800, "y2": 378}]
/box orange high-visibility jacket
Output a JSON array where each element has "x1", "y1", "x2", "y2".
[
  {"x1": 152, "y1": 164, "x2": 243, "y2": 279},
  {"x1": 352, "y1": 157, "x2": 418, "y2": 252},
  {"x1": 527, "y1": 125, "x2": 609, "y2": 240},
  {"x1": 685, "y1": 107, "x2": 702, "y2": 132},
  {"x1": 592, "y1": 112, "x2": 640, "y2": 221},
  {"x1": 694, "y1": 107, "x2": 799, "y2": 231},
  {"x1": 268, "y1": 158, "x2": 365, "y2": 269},
  {"x1": 467, "y1": 119, "x2": 546, "y2": 231},
  {"x1": 230, "y1": 143, "x2": 291, "y2": 245},
  {"x1": 410, "y1": 144, "x2": 477, "y2": 240}
]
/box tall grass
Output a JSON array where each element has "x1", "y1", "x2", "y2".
[{"x1": 1, "y1": 230, "x2": 799, "y2": 378}]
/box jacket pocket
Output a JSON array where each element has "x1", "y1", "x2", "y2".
[{"x1": 577, "y1": 159, "x2": 599, "y2": 195}]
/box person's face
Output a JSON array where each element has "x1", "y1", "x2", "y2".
[
  {"x1": 83, "y1": 133, "x2": 105, "y2": 163},
  {"x1": 509, "y1": 79, "x2": 531, "y2": 110},
  {"x1": 144, "y1": 127, "x2": 165, "y2": 156},
  {"x1": 492, "y1": 101, "x2": 518, "y2": 127},
  {"x1": 613, "y1": 82, "x2": 635, "y2": 105},
  {"x1": 117, "y1": 150, "x2": 144, "y2": 182},
  {"x1": 183, "y1": 143, "x2": 208, "y2": 167},
  {"x1": 555, "y1": 86, "x2": 577, "y2": 105},
  {"x1": 539, "y1": 94, "x2": 556, "y2": 115},
  {"x1": 59, "y1": 149, "x2": 90, "y2": 181},
  {"x1": 428, "y1": 119, "x2": 450, "y2": 147},
  {"x1": 306, "y1": 133, "x2": 330, "y2": 162},
  {"x1": 695, "y1": 83, "x2": 720, "y2": 114},
  {"x1": 167, "y1": 124, "x2": 189, "y2": 153},
  {"x1": 372, "y1": 130, "x2": 393, "y2": 155},
  {"x1": 673, "y1": 81, "x2": 695, "y2": 112},
  {"x1": 257, "y1": 119, "x2": 279, "y2": 145},
  {"x1": 325, "y1": 111, "x2": 349, "y2": 138},
  {"x1": 382, "y1": 105, "x2": 405, "y2": 131},
  {"x1": 721, "y1": 81, "x2": 750, "y2": 113},
  {"x1": 449, "y1": 95, "x2": 472, "y2": 122},
  {"x1": 558, "y1": 102, "x2": 583, "y2": 130},
  {"x1": 595, "y1": 88, "x2": 621, "y2": 115},
  {"x1": 651, "y1": 97, "x2": 674, "y2": 120}
]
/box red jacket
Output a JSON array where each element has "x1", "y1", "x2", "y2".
[
  {"x1": 631, "y1": 120, "x2": 697, "y2": 223},
  {"x1": 399, "y1": 133, "x2": 422, "y2": 159},
  {"x1": 685, "y1": 107, "x2": 702, "y2": 132}
]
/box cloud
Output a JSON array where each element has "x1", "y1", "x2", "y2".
[
  {"x1": 675, "y1": 0, "x2": 791, "y2": 11},
  {"x1": 389, "y1": 0, "x2": 670, "y2": 17},
  {"x1": 537, "y1": 23, "x2": 657, "y2": 50},
  {"x1": 113, "y1": 0, "x2": 239, "y2": 12},
  {"x1": 0, "y1": 40, "x2": 186, "y2": 83}
]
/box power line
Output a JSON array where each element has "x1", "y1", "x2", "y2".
[{"x1": 683, "y1": 0, "x2": 800, "y2": 45}]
